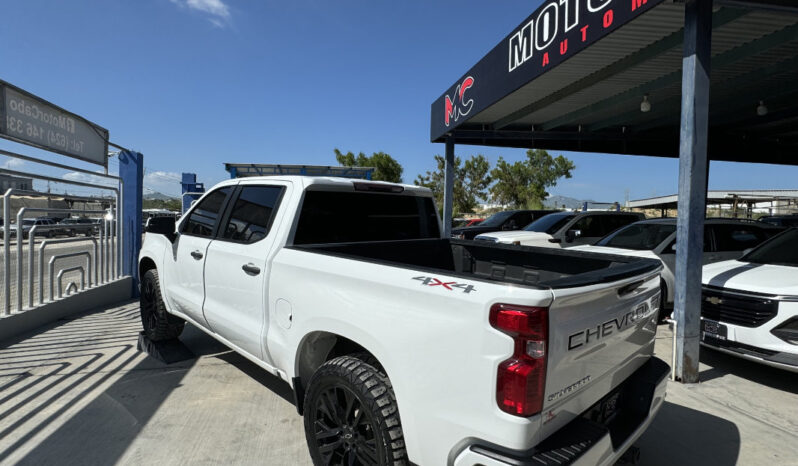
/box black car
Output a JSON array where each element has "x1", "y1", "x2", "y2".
[
  {"x1": 451, "y1": 210, "x2": 558, "y2": 240},
  {"x1": 758, "y1": 215, "x2": 798, "y2": 228},
  {"x1": 59, "y1": 217, "x2": 99, "y2": 237}
]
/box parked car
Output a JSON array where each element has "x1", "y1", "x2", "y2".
[
  {"x1": 451, "y1": 209, "x2": 557, "y2": 240},
  {"x1": 0, "y1": 217, "x2": 59, "y2": 239},
  {"x1": 140, "y1": 177, "x2": 668, "y2": 466},
  {"x1": 572, "y1": 218, "x2": 781, "y2": 320},
  {"x1": 452, "y1": 217, "x2": 484, "y2": 228},
  {"x1": 758, "y1": 215, "x2": 798, "y2": 227},
  {"x1": 475, "y1": 211, "x2": 644, "y2": 247},
  {"x1": 59, "y1": 217, "x2": 98, "y2": 237},
  {"x1": 701, "y1": 228, "x2": 798, "y2": 373}
]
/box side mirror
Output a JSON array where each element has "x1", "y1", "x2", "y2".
[
  {"x1": 565, "y1": 229, "x2": 582, "y2": 243},
  {"x1": 145, "y1": 216, "x2": 177, "y2": 242}
]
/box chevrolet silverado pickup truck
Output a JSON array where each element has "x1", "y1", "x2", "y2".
[{"x1": 139, "y1": 176, "x2": 668, "y2": 466}]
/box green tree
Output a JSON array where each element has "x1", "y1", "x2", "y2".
[
  {"x1": 334, "y1": 149, "x2": 403, "y2": 183},
  {"x1": 414, "y1": 154, "x2": 491, "y2": 214},
  {"x1": 143, "y1": 199, "x2": 181, "y2": 211},
  {"x1": 489, "y1": 149, "x2": 574, "y2": 209}
]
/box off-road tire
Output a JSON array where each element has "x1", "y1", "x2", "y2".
[
  {"x1": 140, "y1": 268, "x2": 185, "y2": 341},
  {"x1": 304, "y1": 355, "x2": 407, "y2": 466}
]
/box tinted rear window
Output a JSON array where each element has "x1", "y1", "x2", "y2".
[{"x1": 293, "y1": 191, "x2": 440, "y2": 244}]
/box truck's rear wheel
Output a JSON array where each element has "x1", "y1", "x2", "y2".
[
  {"x1": 303, "y1": 355, "x2": 407, "y2": 466},
  {"x1": 140, "y1": 269, "x2": 184, "y2": 341}
]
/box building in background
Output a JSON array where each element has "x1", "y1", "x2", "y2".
[{"x1": 0, "y1": 174, "x2": 33, "y2": 192}]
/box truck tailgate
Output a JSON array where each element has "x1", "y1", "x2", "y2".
[{"x1": 539, "y1": 269, "x2": 661, "y2": 440}]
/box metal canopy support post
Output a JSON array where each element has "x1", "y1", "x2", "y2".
[
  {"x1": 442, "y1": 137, "x2": 455, "y2": 238},
  {"x1": 120, "y1": 150, "x2": 143, "y2": 298},
  {"x1": 181, "y1": 173, "x2": 204, "y2": 214},
  {"x1": 674, "y1": 0, "x2": 713, "y2": 384}
]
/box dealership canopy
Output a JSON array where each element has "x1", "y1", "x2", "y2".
[
  {"x1": 430, "y1": 0, "x2": 798, "y2": 384},
  {"x1": 430, "y1": 0, "x2": 798, "y2": 165}
]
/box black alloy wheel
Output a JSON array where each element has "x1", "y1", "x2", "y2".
[
  {"x1": 313, "y1": 384, "x2": 380, "y2": 465},
  {"x1": 304, "y1": 356, "x2": 407, "y2": 466}
]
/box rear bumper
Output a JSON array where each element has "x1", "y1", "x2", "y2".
[{"x1": 452, "y1": 357, "x2": 669, "y2": 466}]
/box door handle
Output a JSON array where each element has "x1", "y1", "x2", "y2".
[
  {"x1": 190, "y1": 250, "x2": 204, "y2": 260},
  {"x1": 242, "y1": 263, "x2": 261, "y2": 275}
]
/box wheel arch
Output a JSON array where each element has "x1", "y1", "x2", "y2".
[
  {"x1": 139, "y1": 256, "x2": 157, "y2": 279},
  {"x1": 293, "y1": 330, "x2": 385, "y2": 415}
]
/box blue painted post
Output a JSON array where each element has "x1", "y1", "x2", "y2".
[
  {"x1": 442, "y1": 137, "x2": 455, "y2": 238},
  {"x1": 674, "y1": 0, "x2": 712, "y2": 384},
  {"x1": 119, "y1": 150, "x2": 143, "y2": 298},
  {"x1": 181, "y1": 173, "x2": 204, "y2": 214}
]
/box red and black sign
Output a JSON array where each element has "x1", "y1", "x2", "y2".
[{"x1": 430, "y1": 0, "x2": 664, "y2": 141}]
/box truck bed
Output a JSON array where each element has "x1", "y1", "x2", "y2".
[{"x1": 291, "y1": 238, "x2": 661, "y2": 289}]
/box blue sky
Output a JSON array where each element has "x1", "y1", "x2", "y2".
[{"x1": 1, "y1": 0, "x2": 795, "y2": 200}]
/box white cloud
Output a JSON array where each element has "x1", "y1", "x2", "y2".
[
  {"x1": 170, "y1": 0, "x2": 232, "y2": 27},
  {"x1": 144, "y1": 171, "x2": 182, "y2": 197},
  {"x1": 58, "y1": 170, "x2": 182, "y2": 198},
  {"x1": 0, "y1": 157, "x2": 25, "y2": 169},
  {"x1": 62, "y1": 171, "x2": 118, "y2": 189}
]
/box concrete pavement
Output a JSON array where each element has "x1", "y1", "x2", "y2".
[
  {"x1": 0, "y1": 302, "x2": 796, "y2": 465},
  {"x1": 0, "y1": 302, "x2": 311, "y2": 466}
]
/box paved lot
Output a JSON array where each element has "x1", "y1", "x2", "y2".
[
  {"x1": 0, "y1": 302, "x2": 796, "y2": 465},
  {"x1": 0, "y1": 237, "x2": 116, "y2": 313}
]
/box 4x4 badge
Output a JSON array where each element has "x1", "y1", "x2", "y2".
[{"x1": 413, "y1": 276, "x2": 476, "y2": 294}]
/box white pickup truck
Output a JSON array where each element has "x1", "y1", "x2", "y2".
[{"x1": 139, "y1": 176, "x2": 668, "y2": 466}]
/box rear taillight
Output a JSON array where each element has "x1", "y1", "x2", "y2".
[{"x1": 490, "y1": 303, "x2": 548, "y2": 417}]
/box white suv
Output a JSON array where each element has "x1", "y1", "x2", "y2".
[{"x1": 701, "y1": 228, "x2": 798, "y2": 373}]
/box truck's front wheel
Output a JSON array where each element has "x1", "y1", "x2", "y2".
[
  {"x1": 303, "y1": 355, "x2": 407, "y2": 466},
  {"x1": 140, "y1": 269, "x2": 185, "y2": 341}
]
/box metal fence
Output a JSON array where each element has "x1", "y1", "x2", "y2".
[{"x1": 1, "y1": 149, "x2": 122, "y2": 316}]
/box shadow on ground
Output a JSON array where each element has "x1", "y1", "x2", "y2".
[
  {"x1": 699, "y1": 347, "x2": 798, "y2": 394},
  {"x1": 635, "y1": 401, "x2": 741, "y2": 466},
  {"x1": 6, "y1": 320, "x2": 298, "y2": 466}
]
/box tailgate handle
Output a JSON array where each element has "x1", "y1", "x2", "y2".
[{"x1": 618, "y1": 280, "x2": 644, "y2": 297}]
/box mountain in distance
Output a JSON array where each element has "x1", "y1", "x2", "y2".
[
  {"x1": 143, "y1": 188, "x2": 177, "y2": 201},
  {"x1": 544, "y1": 195, "x2": 589, "y2": 210}
]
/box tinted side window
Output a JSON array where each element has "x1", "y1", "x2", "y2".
[
  {"x1": 514, "y1": 212, "x2": 533, "y2": 227},
  {"x1": 572, "y1": 215, "x2": 603, "y2": 237},
  {"x1": 603, "y1": 215, "x2": 639, "y2": 234},
  {"x1": 181, "y1": 187, "x2": 232, "y2": 238},
  {"x1": 221, "y1": 186, "x2": 285, "y2": 244},
  {"x1": 713, "y1": 225, "x2": 769, "y2": 252},
  {"x1": 667, "y1": 228, "x2": 719, "y2": 253}
]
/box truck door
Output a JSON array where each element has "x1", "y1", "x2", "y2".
[
  {"x1": 162, "y1": 186, "x2": 234, "y2": 328},
  {"x1": 202, "y1": 182, "x2": 289, "y2": 361}
]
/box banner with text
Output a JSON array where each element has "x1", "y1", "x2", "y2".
[
  {"x1": 430, "y1": 0, "x2": 665, "y2": 141},
  {"x1": 0, "y1": 80, "x2": 109, "y2": 166}
]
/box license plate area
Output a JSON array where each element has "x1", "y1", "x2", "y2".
[
  {"x1": 701, "y1": 319, "x2": 728, "y2": 341},
  {"x1": 583, "y1": 388, "x2": 621, "y2": 426}
]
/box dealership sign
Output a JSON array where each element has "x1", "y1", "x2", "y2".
[
  {"x1": 431, "y1": 0, "x2": 664, "y2": 141},
  {"x1": 0, "y1": 80, "x2": 109, "y2": 166}
]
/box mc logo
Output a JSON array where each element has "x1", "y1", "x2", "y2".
[{"x1": 444, "y1": 76, "x2": 475, "y2": 127}]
